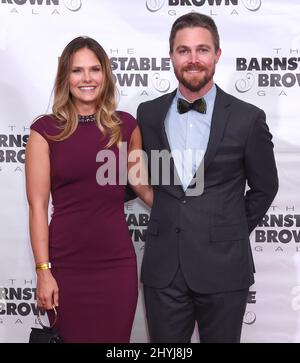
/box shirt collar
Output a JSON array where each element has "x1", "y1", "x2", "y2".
[{"x1": 175, "y1": 83, "x2": 217, "y2": 105}]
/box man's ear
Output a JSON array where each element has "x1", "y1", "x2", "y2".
[
  {"x1": 215, "y1": 48, "x2": 222, "y2": 64},
  {"x1": 169, "y1": 51, "x2": 174, "y2": 66}
]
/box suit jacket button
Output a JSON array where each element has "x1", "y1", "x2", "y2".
[
  {"x1": 181, "y1": 199, "x2": 187, "y2": 204},
  {"x1": 175, "y1": 227, "x2": 181, "y2": 233}
]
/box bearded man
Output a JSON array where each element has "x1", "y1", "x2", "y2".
[{"x1": 137, "y1": 12, "x2": 278, "y2": 343}]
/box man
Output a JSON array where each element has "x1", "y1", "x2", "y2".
[{"x1": 137, "y1": 12, "x2": 278, "y2": 343}]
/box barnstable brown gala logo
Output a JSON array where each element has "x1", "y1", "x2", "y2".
[
  {"x1": 235, "y1": 56, "x2": 300, "y2": 92},
  {"x1": 146, "y1": 0, "x2": 262, "y2": 12},
  {"x1": 0, "y1": 133, "x2": 28, "y2": 164},
  {"x1": 2, "y1": 0, "x2": 58, "y2": 4},
  {"x1": 1, "y1": 0, "x2": 82, "y2": 11}
]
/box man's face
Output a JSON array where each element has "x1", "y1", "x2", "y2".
[{"x1": 170, "y1": 26, "x2": 221, "y2": 96}]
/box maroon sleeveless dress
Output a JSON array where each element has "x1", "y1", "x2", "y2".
[{"x1": 30, "y1": 112, "x2": 138, "y2": 342}]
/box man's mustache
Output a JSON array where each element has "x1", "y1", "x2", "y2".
[{"x1": 183, "y1": 64, "x2": 206, "y2": 72}]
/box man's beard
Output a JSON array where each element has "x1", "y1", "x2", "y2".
[{"x1": 174, "y1": 64, "x2": 215, "y2": 92}]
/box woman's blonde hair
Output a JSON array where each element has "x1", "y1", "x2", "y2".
[{"x1": 50, "y1": 36, "x2": 121, "y2": 148}]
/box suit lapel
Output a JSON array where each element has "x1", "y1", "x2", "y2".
[
  {"x1": 203, "y1": 86, "x2": 231, "y2": 172},
  {"x1": 186, "y1": 86, "x2": 231, "y2": 192},
  {"x1": 152, "y1": 90, "x2": 175, "y2": 153},
  {"x1": 152, "y1": 86, "x2": 231, "y2": 197},
  {"x1": 152, "y1": 90, "x2": 185, "y2": 198}
]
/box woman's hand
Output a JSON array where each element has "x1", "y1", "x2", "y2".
[
  {"x1": 36, "y1": 269, "x2": 59, "y2": 310},
  {"x1": 128, "y1": 126, "x2": 153, "y2": 208}
]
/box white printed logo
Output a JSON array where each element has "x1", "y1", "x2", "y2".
[
  {"x1": 243, "y1": 311, "x2": 257, "y2": 325},
  {"x1": 63, "y1": 0, "x2": 82, "y2": 12},
  {"x1": 235, "y1": 72, "x2": 255, "y2": 93},
  {"x1": 242, "y1": 0, "x2": 262, "y2": 12},
  {"x1": 152, "y1": 73, "x2": 171, "y2": 93},
  {"x1": 146, "y1": 0, "x2": 165, "y2": 12}
]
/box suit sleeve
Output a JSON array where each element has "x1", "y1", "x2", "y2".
[
  {"x1": 124, "y1": 184, "x2": 137, "y2": 202},
  {"x1": 136, "y1": 103, "x2": 143, "y2": 129},
  {"x1": 244, "y1": 110, "x2": 279, "y2": 234}
]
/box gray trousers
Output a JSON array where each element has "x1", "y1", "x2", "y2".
[{"x1": 143, "y1": 267, "x2": 249, "y2": 343}]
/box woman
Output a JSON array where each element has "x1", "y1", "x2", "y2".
[{"x1": 25, "y1": 36, "x2": 152, "y2": 343}]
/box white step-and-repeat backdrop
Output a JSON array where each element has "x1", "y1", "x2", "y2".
[{"x1": 0, "y1": 0, "x2": 300, "y2": 343}]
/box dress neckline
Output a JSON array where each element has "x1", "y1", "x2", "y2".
[{"x1": 78, "y1": 114, "x2": 96, "y2": 123}]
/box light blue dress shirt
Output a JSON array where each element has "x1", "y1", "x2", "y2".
[{"x1": 164, "y1": 84, "x2": 217, "y2": 191}]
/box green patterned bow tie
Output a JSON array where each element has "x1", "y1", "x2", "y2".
[{"x1": 177, "y1": 97, "x2": 207, "y2": 114}]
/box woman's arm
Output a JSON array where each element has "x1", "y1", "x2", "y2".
[
  {"x1": 25, "y1": 130, "x2": 59, "y2": 310},
  {"x1": 128, "y1": 126, "x2": 153, "y2": 208}
]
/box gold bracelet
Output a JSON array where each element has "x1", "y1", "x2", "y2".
[{"x1": 36, "y1": 262, "x2": 51, "y2": 270}]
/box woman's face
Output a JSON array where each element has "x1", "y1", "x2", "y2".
[{"x1": 69, "y1": 47, "x2": 103, "y2": 114}]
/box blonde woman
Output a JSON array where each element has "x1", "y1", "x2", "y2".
[{"x1": 25, "y1": 36, "x2": 152, "y2": 342}]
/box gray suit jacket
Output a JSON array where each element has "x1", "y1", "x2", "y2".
[{"x1": 137, "y1": 85, "x2": 278, "y2": 293}]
